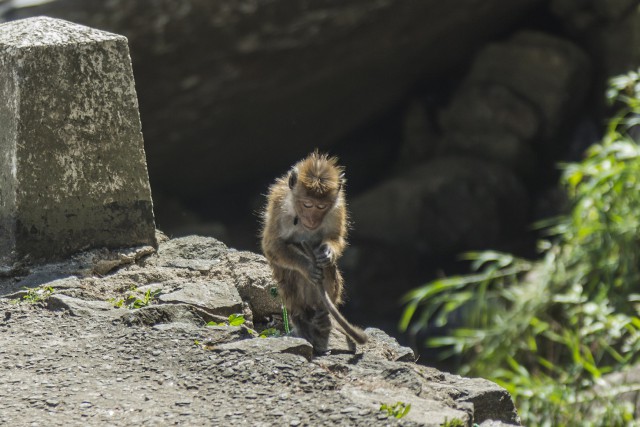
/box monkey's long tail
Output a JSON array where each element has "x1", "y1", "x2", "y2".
[
  {"x1": 319, "y1": 288, "x2": 368, "y2": 345},
  {"x1": 301, "y1": 241, "x2": 368, "y2": 345}
]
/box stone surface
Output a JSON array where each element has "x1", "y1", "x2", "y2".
[
  {"x1": 363, "y1": 327, "x2": 416, "y2": 362},
  {"x1": 466, "y1": 31, "x2": 590, "y2": 139},
  {"x1": 3, "y1": 0, "x2": 543, "y2": 203},
  {"x1": 225, "y1": 250, "x2": 283, "y2": 321},
  {"x1": 439, "y1": 374, "x2": 521, "y2": 424},
  {"x1": 396, "y1": 100, "x2": 439, "y2": 170},
  {"x1": 0, "y1": 235, "x2": 521, "y2": 425},
  {"x1": 439, "y1": 131, "x2": 536, "y2": 174},
  {"x1": 350, "y1": 157, "x2": 528, "y2": 255},
  {"x1": 211, "y1": 336, "x2": 314, "y2": 361},
  {"x1": 342, "y1": 386, "x2": 469, "y2": 426},
  {"x1": 593, "y1": 7, "x2": 640, "y2": 76},
  {"x1": 440, "y1": 83, "x2": 540, "y2": 141},
  {"x1": 0, "y1": 17, "x2": 155, "y2": 265},
  {"x1": 157, "y1": 280, "x2": 243, "y2": 317}
]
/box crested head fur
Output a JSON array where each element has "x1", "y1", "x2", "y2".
[{"x1": 293, "y1": 151, "x2": 344, "y2": 200}]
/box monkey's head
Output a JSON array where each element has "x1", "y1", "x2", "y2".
[{"x1": 288, "y1": 151, "x2": 344, "y2": 231}]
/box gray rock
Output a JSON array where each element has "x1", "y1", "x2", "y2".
[
  {"x1": 118, "y1": 303, "x2": 209, "y2": 327},
  {"x1": 152, "y1": 322, "x2": 201, "y2": 333},
  {"x1": 145, "y1": 236, "x2": 281, "y2": 321},
  {"x1": 363, "y1": 327, "x2": 416, "y2": 362},
  {"x1": 440, "y1": 83, "x2": 540, "y2": 141},
  {"x1": 351, "y1": 157, "x2": 528, "y2": 255},
  {"x1": 155, "y1": 235, "x2": 227, "y2": 271},
  {"x1": 479, "y1": 421, "x2": 521, "y2": 427},
  {"x1": 594, "y1": 8, "x2": 640, "y2": 76},
  {"x1": 225, "y1": 250, "x2": 281, "y2": 321},
  {"x1": 0, "y1": 17, "x2": 156, "y2": 265},
  {"x1": 592, "y1": 0, "x2": 638, "y2": 20},
  {"x1": 437, "y1": 374, "x2": 521, "y2": 424},
  {"x1": 199, "y1": 324, "x2": 248, "y2": 344},
  {"x1": 396, "y1": 100, "x2": 439, "y2": 169},
  {"x1": 550, "y1": 0, "x2": 640, "y2": 90},
  {"x1": 211, "y1": 336, "x2": 314, "y2": 361},
  {"x1": 0, "y1": 235, "x2": 521, "y2": 425},
  {"x1": 440, "y1": 131, "x2": 536, "y2": 174},
  {"x1": 89, "y1": 245, "x2": 156, "y2": 276},
  {"x1": 342, "y1": 386, "x2": 469, "y2": 426},
  {"x1": 46, "y1": 294, "x2": 120, "y2": 317},
  {"x1": 158, "y1": 280, "x2": 243, "y2": 317},
  {"x1": 467, "y1": 31, "x2": 590, "y2": 138},
  {"x1": 4, "y1": 0, "x2": 543, "y2": 203}
]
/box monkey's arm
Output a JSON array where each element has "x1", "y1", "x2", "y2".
[
  {"x1": 313, "y1": 202, "x2": 348, "y2": 267},
  {"x1": 314, "y1": 234, "x2": 347, "y2": 267},
  {"x1": 262, "y1": 235, "x2": 323, "y2": 283}
]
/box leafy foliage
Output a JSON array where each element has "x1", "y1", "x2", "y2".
[
  {"x1": 111, "y1": 287, "x2": 161, "y2": 309},
  {"x1": 258, "y1": 327, "x2": 280, "y2": 338},
  {"x1": 401, "y1": 70, "x2": 640, "y2": 426},
  {"x1": 441, "y1": 418, "x2": 465, "y2": 427},
  {"x1": 16, "y1": 286, "x2": 55, "y2": 304},
  {"x1": 206, "y1": 314, "x2": 247, "y2": 327},
  {"x1": 379, "y1": 401, "x2": 411, "y2": 419}
]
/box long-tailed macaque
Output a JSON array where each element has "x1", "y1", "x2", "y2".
[{"x1": 261, "y1": 151, "x2": 368, "y2": 354}]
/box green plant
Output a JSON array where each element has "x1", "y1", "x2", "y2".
[
  {"x1": 111, "y1": 287, "x2": 161, "y2": 309},
  {"x1": 205, "y1": 315, "x2": 281, "y2": 338},
  {"x1": 271, "y1": 286, "x2": 291, "y2": 334},
  {"x1": 379, "y1": 401, "x2": 411, "y2": 419},
  {"x1": 441, "y1": 418, "x2": 465, "y2": 427},
  {"x1": 206, "y1": 314, "x2": 247, "y2": 327},
  {"x1": 258, "y1": 327, "x2": 280, "y2": 338},
  {"x1": 206, "y1": 320, "x2": 226, "y2": 327},
  {"x1": 19, "y1": 286, "x2": 54, "y2": 303},
  {"x1": 401, "y1": 70, "x2": 640, "y2": 427},
  {"x1": 228, "y1": 313, "x2": 245, "y2": 326}
]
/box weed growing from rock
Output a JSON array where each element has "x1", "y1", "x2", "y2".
[
  {"x1": 440, "y1": 418, "x2": 465, "y2": 427},
  {"x1": 206, "y1": 314, "x2": 281, "y2": 338},
  {"x1": 13, "y1": 286, "x2": 55, "y2": 304},
  {"x1": 379, "y1": 401, "x2": 411, "y2": 419},
  {"x1": 110, "y1": 287, "x2": 161, "y2": 309}
]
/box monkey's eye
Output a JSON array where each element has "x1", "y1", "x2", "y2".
[
  {"x1": 316, "y1": 204, "x2": 327, "y2": 210},
  {"x1": 303, "y1": 201, "x2": 314, "y2": 209}
]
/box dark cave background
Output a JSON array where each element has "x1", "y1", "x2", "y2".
[{"x1": 4, "y1": 0, "x2": 639, "y2": 368}]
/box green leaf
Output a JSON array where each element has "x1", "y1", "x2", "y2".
[
  {"x1": 259, "y1": 328, "x2": 280, "y2": 338},
  {"x1": 228, "y1": 314, "x2": 245, "y2": 326}
]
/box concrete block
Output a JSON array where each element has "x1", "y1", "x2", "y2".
[{"x1": 0, "y1": 17, "x2": 156, "y2": 265}]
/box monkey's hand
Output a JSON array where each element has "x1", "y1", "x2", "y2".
[{"x1": 314, "y1": 243, "x2": 334, "y2": 268}]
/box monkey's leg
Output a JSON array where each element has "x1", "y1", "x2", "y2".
[{"x1": 290, "y1": 306, "x2": 332, "y2": 355}]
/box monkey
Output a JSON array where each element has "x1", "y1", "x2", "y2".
[{"x1": 261, "y1": 151, "x2": 368, "y2": 354}]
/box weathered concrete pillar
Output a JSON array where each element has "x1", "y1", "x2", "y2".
[{"x1": 0, "y1": 17, "x2": 156, "y2": 265}]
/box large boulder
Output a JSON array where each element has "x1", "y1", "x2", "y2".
[
  {"x1": 5, "y1": 0, "x2": 544, "y2": 201},
  {"x1": 462, "y1": 31, "x2": 591, "y2": 139},
  {"x1": 0, "y1": 17, "x2": 156, "y2": 265},
  {"x1": 0, "y1": 235, "x2": 522, "y2": 425},
  {"x1": 350, "y1": 157, "x2": 528, "y2": 255}
]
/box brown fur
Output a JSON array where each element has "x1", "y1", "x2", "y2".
[{"x1": 261, "y1": 151, "x2": 366, "y2": 353}]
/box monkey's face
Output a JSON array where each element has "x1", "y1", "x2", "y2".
[{"x1": 295, "y1": 197, "x2": 329, "y2": 231}]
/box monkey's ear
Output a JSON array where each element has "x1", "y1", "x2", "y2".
[
  {"x1": 288, "y1": 169, "x2": 298, "y2": 189},
  {"x1": 338, "y1": 172, "x2": 346, "y2": 191}
]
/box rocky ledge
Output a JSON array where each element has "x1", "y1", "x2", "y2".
[{"x1": 0, "y1": 234, "x2": 520, "y2": 426}]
